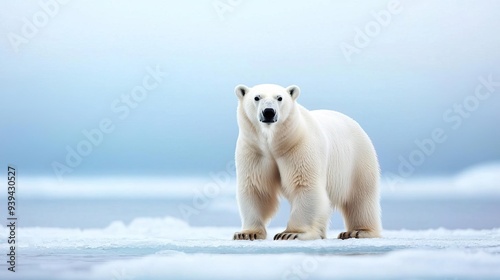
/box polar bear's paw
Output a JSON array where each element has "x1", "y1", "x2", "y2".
[
  {"x1": 338, "y1": 230, "x2": 380, "y2": 240},
  {"x1": 233, "y1": 231, "x2": 266, "y2": 241}
]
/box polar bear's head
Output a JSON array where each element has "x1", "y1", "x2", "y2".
[{"x1": 235, "y1": 84, "x2": 300, "y2": 126}]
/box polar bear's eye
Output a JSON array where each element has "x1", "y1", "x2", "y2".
[
  {"x1": 254, "y1": 96, "x2": 260, "y2": 101},
  {"x1": 277, "y1": 96, "x2": 283, "y2": 102}
]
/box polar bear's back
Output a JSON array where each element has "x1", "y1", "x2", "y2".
[
  {"x1": 310, "y1": 109, "x2": 370, "y2": 146},
  {"x1": 309, "y1": 109, "x2": 379, "y2": 206}
]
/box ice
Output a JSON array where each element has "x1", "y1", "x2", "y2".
[
  {"x1": 0, "y1": 162, "x2": 499, "y2": 279},
  {"x1": 0, "y1": 217, "x2": 499, "y2": 279}
]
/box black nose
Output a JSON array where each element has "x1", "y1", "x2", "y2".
[
  {"x1": 263, "y1": 108, "x2": 276, "y2": 119},
  {"x1": 261, "y1": 108, "x2": 277, "y2": 123}
]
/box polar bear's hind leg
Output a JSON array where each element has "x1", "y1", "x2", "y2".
[{"x1": 338, "y1": 168, "x2": 382, "y2": 240}]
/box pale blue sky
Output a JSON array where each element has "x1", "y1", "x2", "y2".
[{"x1": 1, "y1": 0, "x2": 499, "y2": 178}]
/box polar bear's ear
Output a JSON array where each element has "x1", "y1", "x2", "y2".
[
  {"x1": 235, "y1": 85, "x2": 250, "y2": 100},
  {"x1": 286, "y1": 85, "x2": 300, "y2": 101}
]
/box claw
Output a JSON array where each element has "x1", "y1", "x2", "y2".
[
  {"x1": 234, "y1": 232, "x2": 263, "y2": 240},
  {"x1": 274, "y1": 232, "x2": 300, "y2": 241},
  {"x1": 339, "y1": 230, "x2": 363, "y2": 240}
]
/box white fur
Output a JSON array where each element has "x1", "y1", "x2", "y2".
[{"x1": 233, "y1": 84, "x2": 382, "y2": 241}]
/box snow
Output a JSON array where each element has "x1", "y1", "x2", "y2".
[
  {"x1": 1, "y1": 163, "x2": 499, "y2": 279},
  {"x1": 0, "y1": 218, "x2": 499, "y2": 279}
]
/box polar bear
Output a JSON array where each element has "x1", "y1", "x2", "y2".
[{"x1": 232, "y1": 84, "x2": 382, "y2": 241}]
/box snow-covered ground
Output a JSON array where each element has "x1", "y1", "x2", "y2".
[
  {"x1": 0, "y1": 162, "x2": 499, "y2": 279},
  {"x1": 0, "y1": 219, "x2": 499, "y2": 279}
]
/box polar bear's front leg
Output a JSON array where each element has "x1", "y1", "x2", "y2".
[
  {"x1": 234, "y1": 146, "x2": 281, "y2": 240},
  {"x1": 274, "y1": 186, "x2": 331, "y2": 241},
  {"x1": 233, "y1": 172, "x2": 278, "y2": 240},
  {"x1": 233, "y1": 185, "x2": 279, "y2": 240}
]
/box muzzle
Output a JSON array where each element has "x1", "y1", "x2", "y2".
[{"x1": 260, "y1": 108, "x2": 277, "y2": 123}]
